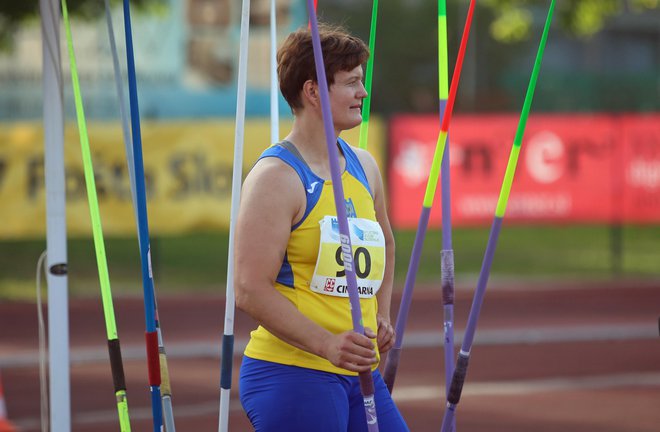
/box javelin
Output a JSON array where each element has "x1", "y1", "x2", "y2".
[
  {"x1": 307, "y1": 1, "x2": 379, "y2": 430},
  {"x1": 218, "y1": 1, "x2": 250, "y2": 431},
  {"x1": 122, "y1": 1, "x2": 164, "y2": 430},
  {"x1": 61, "y1": 0, "x2": 132, "y2": 430},
  {"x1": 110, "y1": 0, "x2": 176, "y2": 429},
  {"x1": 358, "y1": 0, "x2": 379, "y2": 150},
  {"x1": 440, "y1": 2, "x2": 555, "y2": 431},
  {"x1": 382, "y1": 0, "x2": 476, "y2": 392},
  {"x1": 105, "y1": 0, "x2": 178, "y2": 427},
  {"x1": 102, "y1": 0, "x2": 137, "y2": 212},
  {"x1": 437, "y1": 1, "x2": 456, "y2": 431},
  {"x1": 270, "y1": 0, "x2": 279, "y2": 144},
  {"x1": 307, "y1": 0, "x2": 318, "y2": 28}
]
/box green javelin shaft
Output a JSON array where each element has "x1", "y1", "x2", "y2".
[
  {"x1": 423, "y1": 133, "x2": 448, "y2": 208},
  {"x1": 496, "y1": 0, "x2": 555, "y2": 218},
  {"x1": 358, "y1": 0, "x2": 378, "y2": 150},
  {"x1": 61, "y1": 1, "x2": 131, "y2": 430},
  {"x1": 438, "y1": 1, "x2": 449, "y2": 101}
]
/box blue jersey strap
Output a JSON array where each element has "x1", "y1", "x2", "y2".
[{"x1": 258, "y1": 143, "x2": 324, "y2": 231}]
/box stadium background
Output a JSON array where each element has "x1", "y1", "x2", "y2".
[{"x1": 0, "y1": 1, "x2": 658, "y2": 431}]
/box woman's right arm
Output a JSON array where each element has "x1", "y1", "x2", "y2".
[{"x1": 234, "y1": 158, "x2": 377, "y2": 372}]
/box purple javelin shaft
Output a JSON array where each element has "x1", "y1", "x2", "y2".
[
  {"x1": 441, "y1": 216, "x2": 502, "y2": 431},
  {"x1": 383, "y1": 207, "x2": 430, "y2": 393},
  {"x1": 439, "y1": 99, "x2": 456, "y2": 432},
  {"x1": 305, "y1": 2, "x2": 378, "y2": 430},
  {"x1": 462, "y1": 218, "x2": 502, "y2": 349},
  {"x1": 440, "y1": 99, "x2": 452, "y2": 251},
  {"x1": 439, "y1": 98, "x2": 456, "y2": 390}
]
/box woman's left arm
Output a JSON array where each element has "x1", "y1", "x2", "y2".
[{"x1": 356, "y1": 148, "x2": 396, "y2": 353}]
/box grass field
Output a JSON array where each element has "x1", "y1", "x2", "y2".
[{"x1": 1, "y1": 224, "x2": 659, "y2": 300}]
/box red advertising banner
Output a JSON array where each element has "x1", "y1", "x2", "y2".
[
  {"x1": 620, "y1": 114, "x2": 660, "y2": 223},
  {"x1": 388, "y1": 113, "x2": 660, "y2": 228}
]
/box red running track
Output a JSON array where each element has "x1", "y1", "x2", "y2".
[{"x1": 1, "y1": 280, "x2": 659, "y2": 431}]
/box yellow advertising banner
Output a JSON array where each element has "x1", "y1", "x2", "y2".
[{"x1": 0, "y1": 119, "x2": 385, "y2": 239}]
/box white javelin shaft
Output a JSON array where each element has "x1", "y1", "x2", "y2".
[
  {"x1": 218, "y1": 1, "x2": 250, "y2": 431},
  {"x1": 103, "y1": 0, "x2": 138, "y2": 223}
]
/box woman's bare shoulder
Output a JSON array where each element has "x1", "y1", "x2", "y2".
[
  {"x1": 349, "y1": 146, "x2": 383, "y2": 192},
  {"x1": 244, "y1": 156, "x2": 302, "y2": 191},
  {"x1": 350, "y1": 146, "x2": 379, "y2": 173},
  {"x1": 241, "y1": 156, "x2": 306, "y2": 218}
]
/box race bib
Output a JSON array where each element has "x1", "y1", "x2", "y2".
[{"x1": 310, "y1": 216, "x2": 386, "y2": 298}]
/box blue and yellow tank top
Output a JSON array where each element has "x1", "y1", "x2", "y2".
[{"x1": 243, "y1": 138, "x2": 386, "y2": 375}]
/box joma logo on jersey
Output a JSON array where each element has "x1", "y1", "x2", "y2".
[{"x1": 324, "y1": 278, "x2": 335, "y2": 292}]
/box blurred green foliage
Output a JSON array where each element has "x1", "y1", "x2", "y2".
[
  {"x1": 321, "y1": 0, "x2": 659, "y2": 113},
  {"x1": 484, "y1": 0, "x2": 658, "y2": 41}
]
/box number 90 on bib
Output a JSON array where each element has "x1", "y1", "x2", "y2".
[{"x1": 310, "y1": 216, "x2": 386, "y2": 298}]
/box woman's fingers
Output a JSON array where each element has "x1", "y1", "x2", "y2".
[
  {"x1": 325, "y1": 331, "x2": 378, "y2": 371},
  {"x1": 376, "y1": 317, "x2": 396, "y2": 353},
  {"x1": 339, "y1": 331, "x2": 376, "y2": 356},
  {"x1": 337, "y1": 352, "x2": 378, "y2": 372}
]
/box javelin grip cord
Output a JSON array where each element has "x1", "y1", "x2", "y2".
[
  {"x1": 145, "y1": 332, "x2": 160, "y2": 385},
  {"x1": 160, "y1": 351, "x2": 172, "y2": 395},
  {"x1": 359, "y1": 371, "x2": 376, "y2": 397},
  {"x1": 447, "y1": 351, "x2": 470, "y2": 405},
  {"x1": 220, "y1": 335, "x2": 234, "y2": 390},
  {"x1": 108, "y1": 339, "x2": 127, "y2": 394},
  {"x1": 441, "y1": 250, "x2": 455, "y2": 305}
]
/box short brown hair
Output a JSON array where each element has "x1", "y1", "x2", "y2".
[{"x1": 277, "y1": 24, "x2": 369, "y2": 110}]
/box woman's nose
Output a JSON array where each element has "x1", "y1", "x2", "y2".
[{"x1": 358, "y1": 82, "x2": 368, "y2": 98}]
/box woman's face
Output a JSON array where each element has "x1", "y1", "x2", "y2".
[{"x1": 328, "y1": 65, "x2": 368, "y2": 132}]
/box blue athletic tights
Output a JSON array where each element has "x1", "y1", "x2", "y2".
[{"x1": 239, "y1": 356, "x2": 409, "y2": 432}]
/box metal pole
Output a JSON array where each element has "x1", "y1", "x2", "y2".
[{"x1": 41, "y1": 0, "x2": 71, "y2": 429}]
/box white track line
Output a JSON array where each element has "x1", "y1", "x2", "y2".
[
  {"x1": 404, "y1": 322, "x2": 658, "y2": 348},
  {"x1": 392, "y1": 372, "x2": 660, "y2": 402}
]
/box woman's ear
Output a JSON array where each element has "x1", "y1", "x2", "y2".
[{"x1": 302, "y1": 80, "x2": 320, "y2": 108}]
